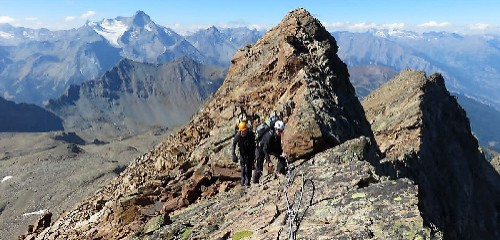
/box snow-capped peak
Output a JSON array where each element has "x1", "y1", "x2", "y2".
[
  {"x1": 371, "y1": 29, "x2": 421, "y2": 39},
  {"x1": 90, "y1": 19, "x2": 129, "y2": 46},
  {"x1": 374, "y1": 30, "x2": 387, "y2": 38},
  {"x1": 388, "y1": 29, "x2": 421, "y2": 39},
  {"x1": 0, "y1": 31, "x2": 14, "y2": 39}
]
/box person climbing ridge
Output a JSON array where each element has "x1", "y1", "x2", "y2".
[
  {"x1": 254, "y1": 120, "x2": 287, "y2": 184},
  {"x1": 232, "y1": 121, "x2": 256, "y2": 187}
]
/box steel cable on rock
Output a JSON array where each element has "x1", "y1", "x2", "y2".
[{"x1": 281, "y1": 157, "x2": 314, "y2": 240}]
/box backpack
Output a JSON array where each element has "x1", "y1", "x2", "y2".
[
  {"x1": 266, "y1": 115, "x2": 278, "y2": 131},
  {"x1": 255, "y1": 122, "x2": 269, "y2": 142},
  {"x1": 256, "y1": 115, "x2": 279, "y2": 142}
]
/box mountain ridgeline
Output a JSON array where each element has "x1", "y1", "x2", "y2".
[
  {"x1": 332, "y1": 30, "x2": 500, "y2": 110},
  {"x1": 0, "y1": 97, "x2": 63, "y2": 132},
  {"x1": 46, "y1": 57, "x2": 226, "y2": 135},
  {"x1": 21, "y1": 8, "x2": 499, "y2": 240},
  {"x1": 362, "y1": 70, "x2": 500, "y2": 239},
  {"x1": 0, "y1": 11, "x2": 260, "y2": 105}
]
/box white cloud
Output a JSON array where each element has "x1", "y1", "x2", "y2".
[
  {"x1": 349, "y1": 22, "x2": 378, "y2": 31},
  {"x1": 331, "y1": 21, "x2": 350, "y2": 28},
  {"x1": 418, "y1": 21, "x2": 451, "y2": 28},
  {"x1": 65, "y1": 16, "x2": 76, "y2": 21},
  {"x1": 80, "y1": 11, "x2": 96, "y2": 19},
  {"x1": 0, "y1": 16, "x2": 15, "y2": 24},
  {"x1": 469, "y1": 23, "x2": 489, "y2": 31},
  {"x1": 324, "y1": 21, "x2": 404, "y2": 31},
  {"x1": 24, "y1": 17, "x2": 38, "y2": 21},
  {"x1": 382, "y1": 23, "x2": 405, "y2": 30},
  {"x1": 246, "y1": 24, "x2": 270, "y2": 31}
]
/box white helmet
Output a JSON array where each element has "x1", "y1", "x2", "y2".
[{"x1": 274, "y1": 120, "x2": 285, "y2": 131}]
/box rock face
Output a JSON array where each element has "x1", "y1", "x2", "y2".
[
  {"x1": 20, "y1": 212, "x2": 52, "y2": 239},
  {"x1": 491, "y1": 155, "x2": 500, "y2": 173},
  {"x1": 362, "y1": 70, "x2": 500, "y2": 239},
  {"x1": 0, "y1": 96, "x2": 64, "y2": 132},
  {"x1": 222, "y1": 8, "x2": 374, "y2": 160},
  {"x1": 141, "y1": 137, "x2": 430, "y2": 239},
  {"x1": 27, "y1": 8, "x2": 375, "y2": 240},
  {"x1": 47, "y1": 57, "x2": 225, "y2": 136}
]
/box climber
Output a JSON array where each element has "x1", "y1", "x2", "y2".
[
  {"x1": 232, "y1": 121, "x2": 256, "y2": 186},
  {"x1": 253, "y1": 120, "x2": 287, "y2": 184}
]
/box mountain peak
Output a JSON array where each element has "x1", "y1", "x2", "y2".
[
  {"x1": 222, "y1": 7, "x2": 372, "y2": 159},
  {"x1": 132, "y1": 10, "x2": 152, "y2": 27},
  {"x1": 362, "y1": 69, "x2": 500, "y2": 238},
  {"x1": 207, "y1": 25, "x2": 219, "y2": 32},
  {"x1": 287, "y1": 8, "x2": 314, "y2": 20},
  {"x1": 257, "y1": 8, "x2": 336, "y2": 54},
  {"x1": 273, "y1": 8, "x2": 322, "y2": 33},
  {"x1": 134, "y1": 10, "x2": 149, "y2": 18}
]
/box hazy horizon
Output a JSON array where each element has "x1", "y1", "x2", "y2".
[{"x1": 1, "y1": 0, "x2": 499, "y2": 35}]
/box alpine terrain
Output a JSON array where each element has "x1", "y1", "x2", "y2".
[{"x1": 19, "y1": 8, "x2": 499, "y2": 240}]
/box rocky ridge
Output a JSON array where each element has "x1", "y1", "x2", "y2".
[
  {"x1": 22, "y1": 9, "x2": 498, "y2": 240},
  {"x1": 25, "y1": 8, "x2": 375, "y2": 239},
  {"x1": 362, "y1": 70, "x2": 500, "y2": 239}
]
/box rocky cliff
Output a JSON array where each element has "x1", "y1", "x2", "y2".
[
  {"x1": 22, "y1": 9, "x2": 498, "y2": 240},
  {"x1": 362, "y1": 70, "x2": 500, "y2": 239}
]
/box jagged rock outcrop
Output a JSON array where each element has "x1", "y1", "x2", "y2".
[
  {"x1": 27, "y1": 8, "x2": 376, "y2": 240},
  {"x1": 19, "y1": 212, "x2": 52, "y2": 240},
  {"x1": 362, "y1": 70, "x2": 500, "y2": 239}
]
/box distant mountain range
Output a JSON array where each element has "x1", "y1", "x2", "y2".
[
  {"x1": 46, "y1": 57, "x2": 225, "y2": 135},
  {"x1": 185, "y1": 26, "x2": 263, "y2": 66},
  {"x1": 0, "y1": 11, "x2": 258, "y2": 105},
  {"x1": 1, "y1": 11, "x2": 498, "y2": 110},
  {"x1": 332, "y1": 30, "x2": 500, "y2": 111}
]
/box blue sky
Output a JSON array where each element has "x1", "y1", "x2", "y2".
[{"x1": 1, "y1": 0, "x2": 499, "y2": 34}]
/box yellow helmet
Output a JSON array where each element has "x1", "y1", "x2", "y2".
[{"x1": 238, "y1": 121, "x2": 247, "y2": 131}]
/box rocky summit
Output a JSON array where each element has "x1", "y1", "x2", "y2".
[
  {"x1": 362, "y1": 70, "x2": 500, "y2": 239},
  {"x1": 21, "y1": 9, "x2": 498, "y2": 240}
]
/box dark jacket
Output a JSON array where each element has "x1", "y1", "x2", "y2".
[
  {"x1": 232, "y1": 130, "x2": 256, "y2": 159},
  {"x1": 259, "y1": 130, "x2": 283, "y2": 162}
]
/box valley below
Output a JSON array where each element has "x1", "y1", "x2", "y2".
[{"x1": 0, "y1": 127, "x2": 171, "y2": 239}]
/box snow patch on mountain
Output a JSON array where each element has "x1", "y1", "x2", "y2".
[
  {"x1": 1, "y1": 175, "x2": 13, "y2": 182},
  {"x1": 373, "y1": 29, "x2": 421, "y2": 39},
  {"x1": 144, "y1": 22, "x2": 153, "y2": 32},
  {"x1": 22, "y1": 209, "x2": 48, "y2": 217},
  {"x1": 0, "y1": 31, "x2": 14, "y2": 39},
  {"x1": 90, "y1": 19, "x2": 128, "y2": 46}
]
